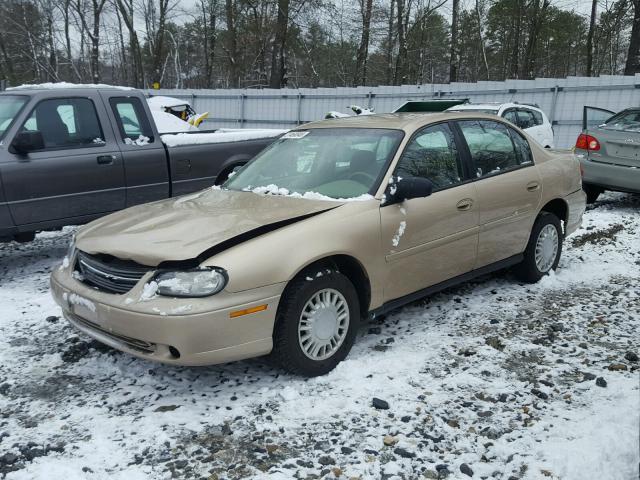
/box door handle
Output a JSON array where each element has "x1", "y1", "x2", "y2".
[
  {"x1": 526, "y1": 181, "x2": 540, "y2": 192},
  {"x1": 97, "y1": 155, "x2": 115, "y2": 165},
  {"x1": 456, "y1": 199, "x2": 474, "y2": 211}
]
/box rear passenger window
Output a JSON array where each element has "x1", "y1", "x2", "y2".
[
  {"x1": 395, "y1": 123, "x2": 463, "y2": 190},
  {"x1": 531, "y1": 110, "x2": 543, "y2": 125},
  {"x1": 458, "y1": 120, "x2": 520, "y2": 177},
  {"x1": 109, "y1": 97, "x2": 154, "y2": 144},
  {"x1": 509, "y1": 128, "x2": 533, "y2": 164},
  {"x1": 516, "y1": 110, "x2": 536, "y2": 129},
  {"x1": 21, "y1": 98, "x2": 104, "y2": 149}
]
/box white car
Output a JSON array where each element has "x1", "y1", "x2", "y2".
[{"x1": 446, "y1": 102, "x2": 555, "y2": 148}]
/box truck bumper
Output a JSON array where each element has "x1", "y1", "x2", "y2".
[{"x1": 50, "y1": 271, "x2": 284, "y2": 366}]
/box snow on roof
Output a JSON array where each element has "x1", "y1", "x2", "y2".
[
  {"x1": 161, "y1": 129, "x2": 288, "y2": 147},
  {"x1": 8, "y1": 82, "x2": 134, "y2": 91},
  {"x1": 147, "y1": 96, "x2": 190, "y2": 110},
  {"x1": 446, "y1": 103, "x2": 502, "y2": 111}
]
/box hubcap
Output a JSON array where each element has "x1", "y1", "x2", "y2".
[
  {"x1": 534, "y1": 224, "x2": 559, "y2": 273},
  {"x1": 298, "y1": 288, "x2": 349, "y2": 361}
]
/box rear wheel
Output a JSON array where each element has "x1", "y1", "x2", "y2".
[
  {"x1": 273, "y1": 269, "x2": 359, "y2": 376},
  {"x1": 514, "y1": 212, "x2": 563, "y2": 283},
  {"x1": 583, "y1": 184, "x2": 603, "y2": 204}
]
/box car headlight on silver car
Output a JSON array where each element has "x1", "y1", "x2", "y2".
[{"x1": 154, "y1": 267, "x2": 227, "y2": 297}]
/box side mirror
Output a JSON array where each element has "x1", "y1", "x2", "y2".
[
  {"x1": 386, "y1": 176, "x2": 433, "y2": 205},
  {"x1": 11, "y1": 131, "x2": 44, "y2": 154}
]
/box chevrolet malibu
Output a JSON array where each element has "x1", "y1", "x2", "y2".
[{"x1": 51, "y1": 113, "x2": 586, "y2": 376}]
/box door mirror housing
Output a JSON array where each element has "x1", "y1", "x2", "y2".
[
  {"x1": 386, "y1": 176, "x2": 434, "y2": 205},
  {"x1": 11, "y1": 131, "x2": 45, "y2": 154}
]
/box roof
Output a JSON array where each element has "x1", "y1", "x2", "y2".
[
  {"x1": 301, "y1": 112, "x2": 503, "y2": 132},
  {"x1": 6, "y1": 82, "x2": 134, "y2": 92}
]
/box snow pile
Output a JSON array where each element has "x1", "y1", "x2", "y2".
[
  {"x1": 8, "y1": 82, "x2": 133, "y2": 91},
  {"x1": 247, "y1": 184, "x2": 374, "y2": 202},
  {"x1": 124, "y1": 135, "x2": 150, "y2": 146},
  {"x1": 161, "y1": 129, "x2": 287, "y2": 147},
  {"x1": 151, "y1": 111, "x2": 198, "y2": 134},
  {"x1": 139, "y1": 281, "x2": 158, "y2": 301},
  {"x1": 0, "y1": 194, "x2": 638, "y2": 480},
  {"x1": 391, "y1": 220, "x2": 407, "y2": 247}
]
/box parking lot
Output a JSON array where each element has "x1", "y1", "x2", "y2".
[{"x1": 0, "y1": 193, "x2": 638, "y2": 480}]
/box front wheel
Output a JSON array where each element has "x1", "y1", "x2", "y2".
[
  {"x1": 273, "y1": 270, "x2": 359, "y2": 376},
  {"x1": 514, "y1": 212, "x2": 563, "y2": 283}
]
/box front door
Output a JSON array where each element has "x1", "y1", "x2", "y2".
[
  {"x1": 1, "y1": 95, "x2": 125, "y2": 227},
  {"x1": 455, "y1": 119, "x2": 542, "y2": 268},
  {"x1": 380, "y1": 122, "x2": 479, "y2": 303}
]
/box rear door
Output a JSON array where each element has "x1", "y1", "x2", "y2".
[
  {"x1": 101, "y1": 93, "x2": 170, "y2": 206},
  {"x1": 584, "y1": 108, "x2": 640, "y2": 168},
  {"x1": 1, "y1": 94, "x2": 125, "y2": 227},
  {"x1": 455, "y1": 119, "x2": 542, "y2": 269}
]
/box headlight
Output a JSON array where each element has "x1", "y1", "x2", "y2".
[{"x1": 154, "y1": 267, "x2": 227, "y2": 297}]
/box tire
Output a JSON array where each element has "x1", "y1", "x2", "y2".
[
  {"x1": 273, "y1": 269, "x2": 360, "y2": 377},
  {"x1": 514, "y1": 212, "x2": 563, "y2": 283},
  {"x1": 215, "y1": 163, "x2": 245, "y2": 185},
  {"x1": 583, "y1": 184, "x2": 603, "y2": 204},
  {"x1": 14, "y1": 232, "x2": 35, "y2": 243}
]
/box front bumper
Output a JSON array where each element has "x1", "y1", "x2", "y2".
[
  {"x1": 51, "y1": 269, "x2": 285, "y2": 366},
  {"x1": 580, "y1": 156, "x2": 640, "y2": 194}
]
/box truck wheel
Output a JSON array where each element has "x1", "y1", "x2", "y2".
[
  {"x1": 514, "y1": 212, "x2": 563, "y2": 283},
  {"x1": 583, "y1": 184, "x2": 603, "y2": 204},
  {"x1": 273, "y1": 269, "x2": 359, "y2": 377},
  {"x1": 215, "y1": 163, "x2": 245, "y2": 185}
]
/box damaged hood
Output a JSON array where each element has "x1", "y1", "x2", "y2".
[{"x1": 76, "y1": 188, "x2": 342, "y2": 265}]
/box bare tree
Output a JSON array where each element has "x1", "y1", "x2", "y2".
[
  {"x1": 586, "y1": 0, "x2": 598, "y2": 76},
  {"x1": 74, "y1": 0, "x2": 109, "y2": 82},
  {"x1": 625, "y1": 0, "x2": 640, "y2": 74},
  {"x1": 269, "y1": 0, "x2": 290, "y2": 88},
  {"x1": 449, "y1": 0, "x2": 459, "y2": 82},
  {"x1": 354, "y1": 0, "x2": 374, "y2": 86}
]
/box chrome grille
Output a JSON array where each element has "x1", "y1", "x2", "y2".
[{"x1": 76, "y1": 251, "x2": 150, "y2": 294}]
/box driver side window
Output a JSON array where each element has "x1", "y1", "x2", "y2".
[{"x1": 395, "y1": 123, "x2": 463, "y2": 191}]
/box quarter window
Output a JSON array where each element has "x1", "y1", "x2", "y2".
[
  {"x1": 21, "y1": 98, "x2": 104, "y2": 149},
  {"x1": 109, "y1": 97, "x2": 154, "y2": 144},
  {"x1": 395, "y1": 123, "x2": 463, "y2": 190},
  {"x1": 458, "y1": 120, "x2": 520, "y2": 177}
]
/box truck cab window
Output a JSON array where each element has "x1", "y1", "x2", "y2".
[
  {"x1": 21, "y1": 98, "x2": 104, "y2": 149},
  {"x1": 109, "y1": 97, "x2": 154, "y2": 144}
]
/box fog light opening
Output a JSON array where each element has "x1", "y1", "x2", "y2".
[{"x1": 169, "y1": 346, "x2": 181, "y2": 359}]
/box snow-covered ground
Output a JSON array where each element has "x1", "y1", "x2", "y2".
[{"x1": 0, "y1": 193, "x2": 638, "y2": 480}]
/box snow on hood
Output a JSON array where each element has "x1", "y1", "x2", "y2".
[
  {"x1": 161, "y1": 129, "x2": 288, "y2": 147},
  {"x1": 75, "y1": 188, "x2": 342, "y2": 266},
  {"x1": 8, "y1": 82, "x2": 134, "y2": 91}
]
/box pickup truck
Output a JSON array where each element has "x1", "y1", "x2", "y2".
[{"x1": 0, "y1": 85, "x2": 284, "y2": 242}]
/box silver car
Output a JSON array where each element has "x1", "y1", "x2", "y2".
[{"x1": 576, "y1": 106, "x2": 640, "y2": 203}]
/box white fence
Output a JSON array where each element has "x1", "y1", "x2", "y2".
[{"x1": 147, "y1": 75, "x2": 640, "y2": 148}]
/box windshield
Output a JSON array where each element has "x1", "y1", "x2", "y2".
[
  {"x1": 224, "y1": 128, "x2": 404, "y2": 199},
  {"x1": 602, "y1": 110, "x2": 640, "y2": 132},
  {"x1": 0, "y1": 95, "x2": 28, "y2": 140}
]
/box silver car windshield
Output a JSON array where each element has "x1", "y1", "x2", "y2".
[
  {"x1": 225, "y1": 128, "x2": 404, "y2": 199},
  {"x1": 0, "y1": 95, "x2": 28, "y2": 140},
  {"x1": 602, "y1": 111, "x2": 640, "y2": 132}
]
